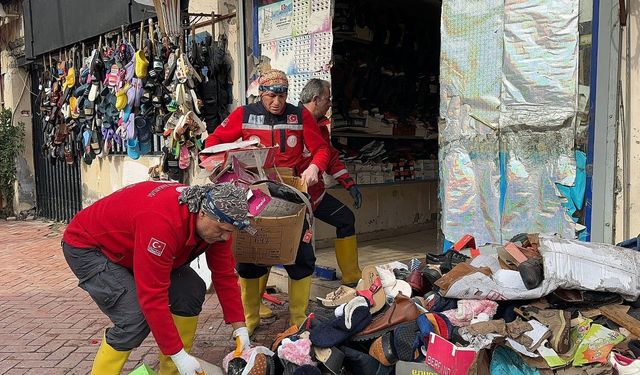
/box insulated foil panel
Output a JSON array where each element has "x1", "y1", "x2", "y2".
[
  {"x1": 501, "y1": 130, "x2": 577, "y2": 240},
  {"x1": 440, "y1": 0, "x2": 504, "y2": 132},
  {"x1": 440, "y1": 0, "x2": 579, "y2": 245},
  {"x1": 498, "y1": 0, "x2": 579, "y2": 240},
  {"x1": 501, "y1": 0, "x2": 579, "y2": 126},
  {"x1": 440, "y1": 135, "x2": 502, "y2": 245}
]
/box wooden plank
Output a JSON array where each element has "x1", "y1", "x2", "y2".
[{"x1": 599, "y1": 304, "x2": 640, "y2": 337}]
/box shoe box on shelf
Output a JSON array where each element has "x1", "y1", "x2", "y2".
[
  {"x1": 415, "y1": 159, "x2": 438, "y2": 180},
  {"x1": 332, "y1": 114, "x2": 368, "y2": 133},
  {"x1": 366, "y1": 115, "x2": 394, "y2": 135},
  {"x1": 345, "y1": 162, "x2": 394, "y2": 185},
  {"x1": 393, "y1": 160, "x2": 416, "y2": 182}
]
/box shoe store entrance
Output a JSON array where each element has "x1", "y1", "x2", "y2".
[{"x1": 314, "y1": 0, "x2": 443, "y2": 270}]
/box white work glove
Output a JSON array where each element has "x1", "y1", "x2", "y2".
[
  {"x1": 170, "y1": 349, "x2": 203, "y2": 375},
  {"x1": 300, "y1": 164, "x2": 320, "y2": 186},
  {"x1": 233, "y1": 326, "x2": 251, "y2": 352}
]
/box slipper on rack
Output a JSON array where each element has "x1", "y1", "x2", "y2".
[
  {"x1": 115, "y1": 125, "x2": 127, "y2": 147},
  {"x1": 135, "y1": 49, "x2": 149, "y2": 78},
  {"x1": 64, "y1": 136, "x2": 75, "y2": 165},
  {"x1": 125, "y1": 112, "x2": 136, "y2": 140},
  {"x1": 185, "y1": 111, "x2": 206, "y2": 135},
  {"x1": 90, "y1": 127, "x2": 103, "y2": 156},
  {"x1": 127, "y1": 138, "x2": 140, "y2": 160},
  {"x1": 189, "y1": 88, "x2": 201, "y2": 114},
  {"x1": 162, "y1": 146, "x2": 184, "y2": 182},
  {"x1": 105, "y1": 64, "x2": 120, "y2": 88},
  {"x1": 90, "y1": 49, "x2": 106, "y2": 82},
  {"x1": 131, "y1": 78, "x2": 144, "y2": 108},
  {"x1": 178, "y1": 144, "x2": 190, "y2": 169},
  {"x1": 115, "y1": 83, "x2": 130, "y2": 110},
  {"x1": 98, "y1": 127, "x2": 114, "y2": 158},
  {"x1": 124, "y1": 59, "x2": 135, "y2": 81},
  {"x1": 136, "y1": 116, "x2": 152, "y2": 155},
  {"x1": 126, "y1": 84, "x2": 136, "y2": 108},
  {"x1": 63, "y1": 66, "x2": 76, "y2": 91}
]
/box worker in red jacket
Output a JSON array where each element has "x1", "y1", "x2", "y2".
[
  {"x1": 204, "y1": 69, "x2": 330, "y2": 335},
  {"x1": 62, "y1": 181, "x2": 251, "y2": 375},
  {"x1": 258, "y1": 79, "x2": 364, "y2": 320},
  {"x1": 300, "y1": 79, "x2": 362, "y2": 285}
]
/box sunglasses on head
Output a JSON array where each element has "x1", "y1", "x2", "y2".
[
  {"x1": 205, "y1": 195, "x2": 251, "y2": 231},
  {"x1": 259, "y1": 84, "x2": 288, "y2": 94}
]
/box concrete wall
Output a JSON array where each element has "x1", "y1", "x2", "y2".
[
  {"x1": 315, "y1": 181, "x2": 439, "y2": 246},
  {"x1": 615, "y1": 4, "x2": 640, "y2": 242},
  {"x1": 80, "y1": 156, "x2": 162, "y2": 207},
  {"x1": 0, "y1": 1, "x2": 36, "y2": 215}
]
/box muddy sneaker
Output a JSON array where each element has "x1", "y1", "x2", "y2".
[
  {"x1": 515, "y1": 306, "x2": 571, "y2": 354},
  {"x1": 517, "y1": 257, "x2": 543, "y2": 290},
  {"x1": 426, "y1": 251, "x2": 470, "y2": 273}
]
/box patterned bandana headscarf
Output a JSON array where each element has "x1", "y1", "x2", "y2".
[{"x1": 178, "y1": 183, "x2": 253, "y2": 233}]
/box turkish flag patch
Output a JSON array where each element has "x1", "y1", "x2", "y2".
[
  {"x1": 147, "y1": 238, "x2": 167, "y2": 256},
  {"x1": 287, "y1": 114, "x2": 298, "y2": 124}
]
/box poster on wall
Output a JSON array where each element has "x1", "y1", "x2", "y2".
[
  {"x1": 258, "y1": 0, "x2": 294, "y2": 43},
  {"x1": 253, "y1": 0, "x2": 332, "y2": 103},
  {"x1": 308, "y1": 0, "x2": 332, "y2": 33}
]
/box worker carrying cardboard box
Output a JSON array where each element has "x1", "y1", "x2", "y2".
[{"x1": 204, "y1": 69, "x2": 331, "y2": 335}]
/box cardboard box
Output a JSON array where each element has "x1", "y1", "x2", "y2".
[
  {"x1": 233, "y1": 205, "x2": 306, "y2": 265},
  {"x1": 426, "y1": 333, "x2": 477, "y2": 375},
  {"x1": 395, "y1": 361, "x2": 437, "y2": 375},
  {"x1": 356, "y1": 172, "x2": 372, "y2": 185},
  {"x1": 384, "y1": 172, "x2": 395, "y2": 183},
  {"x1": 370, "y1": 173, "x2": 384, "y2": 184}
]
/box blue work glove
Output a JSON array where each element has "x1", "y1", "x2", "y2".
[{"x1": 349, "y1": 185, "x2": 362, "y2": 209}]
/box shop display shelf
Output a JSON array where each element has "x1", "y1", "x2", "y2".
[
  {"x1": 331, "y1": 132, "x2": 438, "y2": 140},
  {"x1": 327, "y1": 179, "x2": 437, "y2": 189}
]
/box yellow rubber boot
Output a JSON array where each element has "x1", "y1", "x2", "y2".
[
  {"x1": 258, "y1": 272, "x2": 275, "y2": 319},
  {"x1": 91, "y1": 334, "x2": 131, "y2": 375},
  {"x1": 158, "y1": 314, "x2": 199, "y2": 375},
  {"x1": 335, "y1": 236, "x2": 362, "y2": 286},
  {"x1": 288, "y1": 276, "x2": 312, "y2": 327},
  {"x1": 240, "y1": 277, "x2": 261, "y2": 335}
]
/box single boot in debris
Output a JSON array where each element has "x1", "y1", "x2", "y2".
[
  {"x1": 515, "y1": 306, "x2": 571, "y2": 354},
  {"x1": 426, "y1": 251, "x2": 470, "y2": 273}
]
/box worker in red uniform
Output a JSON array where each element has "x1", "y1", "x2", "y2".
[
  {"x1": 300, "y1": 78, "x2": 362, "y2": 285},
  {"x1": 204, "y1": 69, "x2": 330, "y2": 335},
  {"x1": 62, "y1": 182, "x2": 251, "y2": 375}
]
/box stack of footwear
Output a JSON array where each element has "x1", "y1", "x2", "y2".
[{"x1": 264, "y1": 231, "x2": 640, "y2": 374}]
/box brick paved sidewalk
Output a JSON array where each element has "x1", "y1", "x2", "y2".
[{"x1": 0, "y1": 220, "x2": 289, "y2": 374}]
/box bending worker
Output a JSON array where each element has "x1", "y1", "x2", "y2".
[
  {"x1": 299, "y1": 78, "x2": 362, "y2": 286},
  {"x1": 62, "y1": 181, "x2": 251, "y2": 375},
  {"x1": 204, "y1": 69, "x2": 330, "y2": 334}
]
